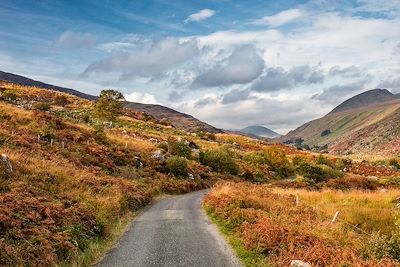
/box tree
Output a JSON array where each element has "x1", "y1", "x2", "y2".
[{"x1": 93, "y1": 90, "x2": 125, "y2": 124}]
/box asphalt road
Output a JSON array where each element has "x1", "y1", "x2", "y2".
[{"x1": 96, "y1": 190, "x2": 242, "y2": 267}]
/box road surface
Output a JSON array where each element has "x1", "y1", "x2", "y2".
[{"x1": 96, "y1": 190, "x2": 242, "y2": 267}]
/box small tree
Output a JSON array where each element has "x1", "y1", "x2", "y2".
[{"x1": 93, "y1": 90, "x2": 125, "y2": 124}]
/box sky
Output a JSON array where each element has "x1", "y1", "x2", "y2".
[{"x1": 0, "y1": 0, "x2": 399, "y2": 134}]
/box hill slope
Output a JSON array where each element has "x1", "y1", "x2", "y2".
[
  {"x1": 329, "y1": 89, "x2": 399, "y2": 114},
  {"x1": 0, "y1": 70, "x2": 220, "y2": 133},
  {"x1": 240, "y1": 125, "x2": 280, "y2": 138},
  {"x1": 284, "y1": 89, "x2": 400, "y2": 158}
]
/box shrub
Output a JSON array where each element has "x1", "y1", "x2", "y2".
[
  {"x1": 93, "y1": 123, "x2": 107, "y2": 144},
  {"x1": 368, "y1": 232, "x2": 400, "y2": 260},
  {"x1": 321, "y1": 129, "x2": 331, "y2": 136},
  {"x1": 296, "y1": 162, "x2": 342, "y2": 182},
  {"x1": 243, "y1": 152, "x2": 266, "y2": 166},
  {"x1": 389, "y1": 158, "x2": 400, "y2": 169},
  {"x1": 166, "y1": 156, "x2": 188, "y2": 177},
  {"x1": 199, "y1": 148, "x2": 239, "y2": 175},
  {"x1": 316, "y1": 154, "x2": 334, "y2": 168},
  {"x1": 263, "y1": 147, "x2": 293, "y2": 177},
  {"x1": 292, "y1": 155, "x2": 307, "y2": 166},
  {"x1": 54, "y1": 95, "x2": 69, "y2": 106},
  {"x1": 33, "y1": 102, "x2": 51, "y2": 111},
  {"x1": 167, "y1": 137, "x2": 191, "y2": 158}
]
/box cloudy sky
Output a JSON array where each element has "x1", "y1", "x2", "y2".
[{"x1": 0, "y1": 0, "x2": 399, "y2": 133}]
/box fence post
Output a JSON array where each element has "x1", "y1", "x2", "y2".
[
  {"x1": 37, "y1": 135, "x2": 40, "y2": 144},
  {"x1": 295, "y1": 194, "x2": 300, "y2": 206},
  {"x1": 331, "y1": 211, "x2": 339, "y2": 224}
]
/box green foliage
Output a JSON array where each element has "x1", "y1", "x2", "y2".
[
  {"x1": 296, "y1": 162, "x2": 343, "y2": 182},
  {"x1": 33, "y1": 102, "x2": 51, "y2": 111},
  {"x1": 0, "y1": 89, "x2": 18, "y2": 101},
  {"x1": 167, "y1": 137, "x2": 191, "y2": 158},
  {"x1": 93, "y1": 123, "x2": 107, "y2": 144},
  {"x1": 166, "y1": 156, "x2": 188, "y2": 177},
  {"x1": 292, "y1": 155, "x2": 307, "y2": 166},
  {"x1": 199, "y1": 148, "x2": 239, "y2": 175},
  {"x1": 243, "y1": 152, "x2": 266, "y2": 166},
  {"x1": 321, "y1": 129, "x2": 331, "y2": 136},
  {"x1": 368, "y1": 232, "x2": 400, "y2": 260},
  {"x1": 93, "y1": 89, "x2": 125, "y2": 123},
  {"x1": 263, "y1": 147, "x2": 293, "y2": 177},
  {"x1": 316, "y1": 154, "x2": 334, "y2": 168},
  {"x1": 389, "y1": 158, "x2": 400, "y2": 169}
]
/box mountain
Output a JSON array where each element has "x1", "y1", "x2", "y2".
[
  {"x1": 283, "y1": 89, "x2": 400, "y2": 158},
  {"x1": 0, "y1": 70, "x2": 220, "y2": 133},
  {"x1": 329, "y1": 89, "x2": 399, "y2": 114},
  {"x1": 240, "y1": 125, "x2": 280, "y2": 138}
]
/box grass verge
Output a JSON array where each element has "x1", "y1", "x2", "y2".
[{"x1": 204, "y1": 205, "x2": 270, "y2": 267}]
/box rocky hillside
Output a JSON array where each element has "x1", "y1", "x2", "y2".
[
  {"x1": 284, "y1": 89, "x2": 400, "y2": 158},
  {"x1": 0, "y1": 70, "x2": 221, "y2": 133},
  {"x1": 240, "y1": 125, "x2": 280, "y2": 138}
]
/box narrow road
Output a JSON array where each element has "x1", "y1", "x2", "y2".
[{"x1": 96, "y1": 190, "x2": 242, "y2": 267}]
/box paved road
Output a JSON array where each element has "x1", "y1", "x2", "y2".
[{"x1": 96, "y1": 190, "x2": 242, "y2": 267}]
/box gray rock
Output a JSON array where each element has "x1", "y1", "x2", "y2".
[
  {"x1": 1, "y1": 154, "x2": 13, "y2": 174},
  {"x1": 188, "y1": 173, "x2": 194, "y2": 180},
  {"x1": 152, "y1": 150, "x2": 165, "y2": 161},
  {"x1": 291, "y1": 260, "x2": 312, "y2": 267}
]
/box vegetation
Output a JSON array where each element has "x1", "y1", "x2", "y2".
[
  {"x1": 204, "y1": 183, "x2": 400, "y2": 266},
  {"x1": 2, "y1": 81, "x2": 400, "y2": 266},
  {"x1": 199, "y1": 147, "x2": 239, "y2": 175}
]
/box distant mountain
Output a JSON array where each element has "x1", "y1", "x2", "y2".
[
  {"x1": 0, "y1": 70, "x2": 221, "y2": 133},
  {"x1": 329, "y1": 89, "x2": 399, "y2": 114},
  {"x1": 240, "y1": 125, "x2": 280, "y2": 138},
  {"x1": 283, "y1": 88, "x2": 400, "y2": 157}
]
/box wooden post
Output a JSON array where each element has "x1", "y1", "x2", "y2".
[
  {"x1": 295, "y1": 194, "x2": 300, "y2": 206},
  {"x1": 50, "y1": 139, "x2": 53, "y2": 146},
  {"x1": 125, "y1": 141, "x2": 128, "y2": 149},
  {"x1": 331, "y1": 211, "x2": 339, "y2": 224},
  {"x1": 37, "y1": 135, "x2": 40, "y2": 144},
  {"x1": 62, "y1": 141, "x2": 65, "y2": 149}
]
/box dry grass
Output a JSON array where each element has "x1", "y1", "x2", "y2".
[{"x1": 204, "y1": 182, "x2": 400, "y2": 266}]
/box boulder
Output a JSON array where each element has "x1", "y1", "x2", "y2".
[
  {"x1": 188, "y1": 173, "x2": 194, "y2": 180},
  {"x1": 152, "y1": 150, "x2": 165, "y2": 161},
  {"x1": 1, "y1": 154, "x2": 13, "y2": 174},
  {"x1": 290, "y1": 260, "x2": 311, "y2": 267}
]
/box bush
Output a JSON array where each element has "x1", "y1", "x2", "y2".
[
  {"x1": 33, "y1": 102, "x2": 51, "y2": 111},
  {"x1": 389, "y1": 158, "x2": 400, "y2": 169},
  {"x1": 292, "y1": 155, "x2": 307, "y2": 166},
  {"x1": 243, "y1": 152, "x2": 266, "y2": 166},
  {"x1": 296, "y1": 162, "x2": 342, "y2": 182},
  {"x1": 316, "y1": 154, "x2": 334, "y2": 168},
  {"x1": 167, "y1": 137, "x2": 191, "y2": 158},
  {"x1": 321, "y1": 129, "x2": 331, "y2": 136},
  {"x1": 263, "y1": 147, "x2": 293, "y2": 177},
  {"x1": 199, "y1": 148, "x2": 239, "y2": 175},
  {"x1": 54, "y1": 95, "x2": 69, "y2": 106},
  {"x1": 166, "y1": 156, "x2": 188, "y2": 177},
  {"x1": 368, "y1": 232, "x2": 400, "y2": 260}
]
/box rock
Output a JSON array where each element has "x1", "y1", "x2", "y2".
[
  {"x1": 367, "y1": 175, "x2": 379, "y2": 181},
  {"x1": 1, "y1": 154, "x2": 13, "y2": 174},
  {"x1": 188, "y1": 173, "x2": 194, "y2": 180},
  {"x1": 134, "y1": 156, "x2": 143, "y2": 169},
  {"x1": 191, "y1": 149, "x2": 200, "y2": 158},
  {"x1": 152, "y1": 150, "x2": 165, "y2": 161},
  {"x1": 269, "y1": 171, "x2": 278, "y2": 177},
  {"x1": 291, "y1": 260, "x2": 312, "y2": 267}
]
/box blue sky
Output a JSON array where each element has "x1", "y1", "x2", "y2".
[{"x1": 0, "y1": 0, "x2": 399, "y2": 133}]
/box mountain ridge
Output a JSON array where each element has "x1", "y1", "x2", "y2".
[{"x1": 0, "y1": 70, "x2": 220, "y2": 133}]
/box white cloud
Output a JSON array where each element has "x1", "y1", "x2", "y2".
[
  {"x1": 54, "y1": 31, "x2": 95, "y2": 48},
  {"x1": 185, "y1": 9, "x2": 215, "y2": 23},
  {"x1": 193, "y1": 44, "x2": 264, "y2": 87},
  {"x1": 84, "y1": 37, "x2": 200, "y2": 81},
  {"x1": 251, "y1": 8, "x2": 305, "y2": 27},
  {"x1": 125, "y1": 92, "x2": 158, "y2": 104}
]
